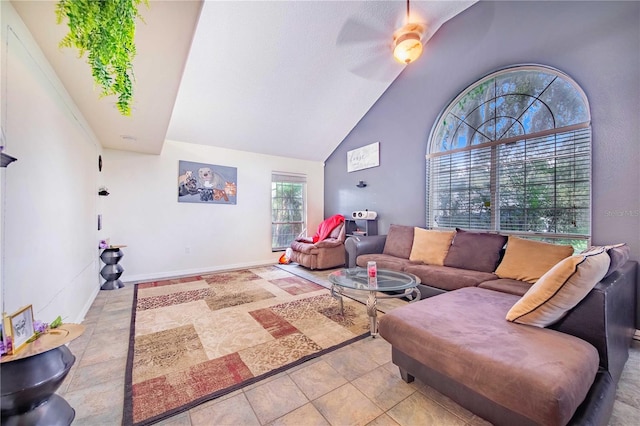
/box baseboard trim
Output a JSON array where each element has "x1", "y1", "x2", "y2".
[
  {"x1": 76, "y1": 285, "x2": 100, "y2": 323},
  {"x1": 122, "y1": 260, "x2": 277, "y2": 284}
]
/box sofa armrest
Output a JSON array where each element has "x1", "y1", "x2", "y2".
[
  {"x1": 550, "y1": 260, "x2": 637, "y2": 381},
  {"x1": 314, "y1": 238, "x2": 343, "y2": 248},
  {"x1": 345, "y1": 235, "x2": 387, "y2": 268}
]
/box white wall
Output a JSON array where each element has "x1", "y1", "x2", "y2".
[
  {"x1": 0, "y1": 2, "x2": 102, "y2": 323},
  {"x1": 103, "y1": 140, "x2": 325, "y2": 282}
]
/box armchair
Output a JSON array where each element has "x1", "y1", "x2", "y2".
[{"x1": 289, "y1": 216, "x2": 346, "y2": 270}]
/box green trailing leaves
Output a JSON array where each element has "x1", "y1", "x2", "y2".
[
  {"x1": 50, "y1": 315, "x2": 63, "y2": 329},
  {"x1": 56, "y1": 0, "x2": 148, "y2": 116}
]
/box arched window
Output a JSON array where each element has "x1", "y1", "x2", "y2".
[{"x1": 427, "y1": 65, "x2": 591, "y2": 249}]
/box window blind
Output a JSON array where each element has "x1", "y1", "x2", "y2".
[
  {"x1": 428, "y1": 127, "x2": 591, "y2": 240},
  {"x1": 271, "y1": 173, "x2": 306, "y2": 184}
]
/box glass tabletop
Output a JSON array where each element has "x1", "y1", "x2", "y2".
[{"x1": 328, "y1": 268, "x2": 420, "y2": 291}]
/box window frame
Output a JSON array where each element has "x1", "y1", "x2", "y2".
[
  {"x1": 426, "y1": 64, "x2": 592, "y2": 248},
  {"x1": 271, "y1": 173, "x2": 307, "y2": 251}
]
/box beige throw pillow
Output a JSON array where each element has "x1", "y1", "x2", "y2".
[
  {"x1": 409, "y1": 228, "x2": 455, "y2": 266},
  {"x1": 495, "y1": 236, "x2": 574, "y2": 284},
  {"x1": 506, "y1": 248, "x2": 610, "y2": 327}
]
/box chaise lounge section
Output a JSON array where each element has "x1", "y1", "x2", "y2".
[
  {"x1": 380, "y1": 287, "x2": 600, "y2": 426},
  {"x1": 347, "y1": 225, "x2": 637, "y2": 425}
]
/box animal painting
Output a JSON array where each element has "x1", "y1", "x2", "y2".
[
  {"x1": 178, "y1": 170, "x2": 192, "y2": 185},
  {"x1": 198, "y1": 167, "x2": 225, "y2": 189},
  {"x1": 224, "y1": 181, "x2": 237, "y2": 196}
]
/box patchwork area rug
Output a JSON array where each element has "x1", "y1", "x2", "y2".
[{"x1": 123, "y1": 266, "x2": 373, "y2": 425}]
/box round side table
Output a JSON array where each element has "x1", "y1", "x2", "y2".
[
  {"x1": 1, "y1": 324, "x2": 85, "y2": 426},
  {"x1": 100, "y1": 245, "x2": 126, "y2": 290}
]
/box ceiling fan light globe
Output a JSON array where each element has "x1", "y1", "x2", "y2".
[{"x1": 393, "y1": 32, "x2": 423, "y2": 64}]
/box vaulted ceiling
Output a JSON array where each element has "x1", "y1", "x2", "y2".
[{"x1": 12, "y1": 0, "x2": 476, "y2": 161}]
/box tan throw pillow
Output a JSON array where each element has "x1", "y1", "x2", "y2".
[
  {"x1": 495, "y1": 236, "x2": 574, "y2": 284},
  {"x1": 506, "y1": 249, "x2": 610, "y2": 327},
  {"x1": 409, "y1": 228, "x2": 455, "y2": 266}
]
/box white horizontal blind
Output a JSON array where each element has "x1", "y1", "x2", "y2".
[
  {"x1": 271, "y1": 173, "x2": 307, "y2": 184},
  {"x1": 498, "y1": 128, "x2": 591, "y2": 236},
  {"x1": 429, "y1": 146, "x2": 493, "y2": 230},
  {"x1": 428, "y1": 127, "x2": 591, "y2": 242}
]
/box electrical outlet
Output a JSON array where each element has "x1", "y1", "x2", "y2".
[{"x1": 185, "y1": 247, "x2": 191, "y2": 254}]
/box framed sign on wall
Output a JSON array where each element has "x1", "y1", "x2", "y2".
[{"x1": 347, "y1": 142, "x2": 379, "y2": 173}]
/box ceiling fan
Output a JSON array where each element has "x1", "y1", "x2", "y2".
[
  {"x1": 392, "y1": 0, "x2": 425, "y2": 64},
  {"x1": 336, "y1": 0, "x2": 427, "y2": 81}
]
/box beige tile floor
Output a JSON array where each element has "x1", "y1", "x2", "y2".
[{"x1": 60, "y1": 283, "x2": 640, "y2": 426}]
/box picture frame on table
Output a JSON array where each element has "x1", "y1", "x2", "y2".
[{"x1": 7, "y1": 305, "x2": 35, "y2": 354}]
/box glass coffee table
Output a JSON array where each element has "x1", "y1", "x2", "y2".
[{"x1": 328, "y1": 268, "x2": 421, "y2": 337}]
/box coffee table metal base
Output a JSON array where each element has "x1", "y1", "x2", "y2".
[{"x1": 330, "y1": 285, "x2": 420, "y2": 337}]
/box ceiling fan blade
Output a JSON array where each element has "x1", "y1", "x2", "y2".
[
  {"x1": 350, "y1": 56, "x2": 403, "y2": 82},
  {"x1": 334, "y1": 1, "x2": 414, "y2": 82},
  {"x1": 336, "y1": 17, "x2": 389, "y2": 46}
]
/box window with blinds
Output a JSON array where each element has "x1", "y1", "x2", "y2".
[
  {"x1": 271, "y1": 173, "x2": 306, "y2": 251},
  {"x1": 427, "y1": 65, "x2": 591, "y2": 249}
]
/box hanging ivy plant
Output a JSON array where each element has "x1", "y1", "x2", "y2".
[{"x1": 56, "y1": 0, "x2": 148, "y2": 116}]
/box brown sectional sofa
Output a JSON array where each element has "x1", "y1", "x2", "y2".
[{"x1": 345, "y1": 225, "x2": 637, "y2": 426}]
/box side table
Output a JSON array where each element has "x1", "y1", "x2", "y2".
[
  {"x1": 1, "y1": 323, "x2": 85, "y2": 426},
  {"x1": 100, "y1": 245, "x2": 126, "y2": 290}
]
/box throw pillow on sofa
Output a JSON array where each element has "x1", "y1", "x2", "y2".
[
  {"x1": 495, "y1": 236, "x2": 574, "y2": 284},
  {"x1": 382, "y1": 224, "x2": 415, "y2": 259},
  {"x1": 409, "y1": 228, "x2": 455, "y2": 266},
  {"x1": 443, "y1": 228, "x2": 507, "y2": 273},
  {"x1": 506, "y1": 248, "x2": 610, "y2": 327},
  {"x1": 581, "y1": 243, "x2": 630, "y2": 279}
]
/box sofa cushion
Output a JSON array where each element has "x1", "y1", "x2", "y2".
[
  {"x1": 378, "y1": 287, "x2": 599, "y2": 426},
  {"x1": 506, "y1": 248, "x2": 610, "y2": 327},
  {"x1": 403, "y1": 264, "x2": 496, "y2": 291},
  {"x1": 495, "y1": 236, "x2": 574, "y2": 283},
  {"x1": 409, "y1": 228, "x2": 455, "y2": 266},
  {"x1": 582, "y1": 243, "x2": 630, "y2": 279},
  {"x1": 478, "y1": 278, "x2": 532, "y2": 296},
  {"x1": 314, "y1": 238, "x2": 343, "y2": 249},
  {"x1": 356, "y1": 254, "x2": 413, "y2": 271},
  {"x1": 443, "y1": 228, "x2": 507, "y2": 273},
  {"x1": 382, "y1": 224, "x2": 415, "y2": 259}
]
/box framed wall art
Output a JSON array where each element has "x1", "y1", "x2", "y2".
[
  {"x1": 347, "y1": 142, "x2": 379, "y2": 173},
  {"x1": 178, "y1": 160, "x2": 237, "y2": 204}
]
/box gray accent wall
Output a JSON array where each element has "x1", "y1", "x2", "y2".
[{"x1": 324, "y1": 1, "x2": 640, "y2": 324}]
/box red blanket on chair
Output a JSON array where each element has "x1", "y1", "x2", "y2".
[{"x1": 312, "y1": 214, "x2": 345, "y2": 243}]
